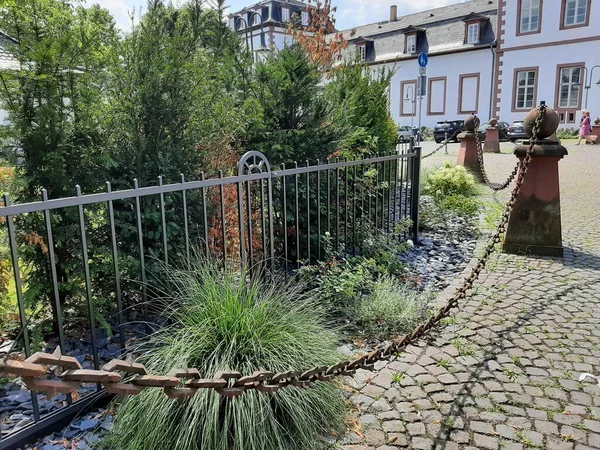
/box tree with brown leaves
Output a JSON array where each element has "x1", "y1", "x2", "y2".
[{"x1": 288, "y1": 0, "x2": 355, "y2": 72}]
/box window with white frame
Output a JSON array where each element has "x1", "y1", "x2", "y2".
[
  {"x1": 564, "y1": 0, "x2": 588, "y2": 26},
  {"x1": 515, "y1": 70, "x2": 536, "y2": 109},
  {"x1": 238, "y1": 17, "x2": 246, "y2": 29},
  {"x1": 467, "y1": 23, "x2": 479, "y2": 44},
  {"x1": 559, "y1": 67, "x2": 581, "y2": 108},
  {"x1": 406, "y1": 34, "x2": 416, "y2": 53},
  {"x1": 520, "y1": 0, "x2": 540, "y2": 33},
  {"x1": 301, "y1": 11, "x2": 309, "y2": 26},
  {"x1": 281, "y1": 7, "x2": 290, "y2": 21},
  {"x1": 357, "y1": 44, "x2": 366, "y2": 61},
  {"x1": 253, "y1": 12, "x2": 261, "y2": 25}
]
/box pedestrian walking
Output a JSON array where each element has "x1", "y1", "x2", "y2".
[{"x1": 576, "y1": 110, "x2": 592, "y2": 145}]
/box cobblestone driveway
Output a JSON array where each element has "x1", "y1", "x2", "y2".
[{"x1": 339, "y1": 143, "x2": 600, "y2": 450}]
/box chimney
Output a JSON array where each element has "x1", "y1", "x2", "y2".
[{"x1": 390, "y1": 5, "x2": 398, "y2": 21}]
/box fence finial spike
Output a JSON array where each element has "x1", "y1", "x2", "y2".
[
  {"x1": 106, "y1": 181, "x2": 112, "y2": 193},
  {"x1": 133, "y1": 178, "x2": 139, "y2": 189},
  {"x1": 52, "y1": 346, "x2": 62, "y2": 358},
  {"x1": 180, "y1": 173, "x2": 185, "y2": 183},
  {"x1": 75, "y1": 185, "x2": 82, "y2": 196}
]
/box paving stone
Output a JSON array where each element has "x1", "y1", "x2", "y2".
[
  {"x1": 471, "y1": 420, "x2": 495, "y2": 435},
  {"x1": 371, "y1": 370, "x2": 394, "y2": 389},
  {"x1": 479, "y1": 412, "x2": 507, "y2": 424},
  {"x1": 449, "y1": 430, "x2": 470, "y2": 443},
  {"x1": 534, "y1": 419, "x2": 559, "y2": 435},
  {"x1": 406, "y1": 422, "x2": 426, "y2": 436},
  {"x1": 473, "y1": 433, "x2": 499, "y2": 449},
  {"x1": 370, "y1": 399, "x2": 392, "y2": 412},
  {"x1": 382, "y1": 420, "x2": 405, "y2": 433},
  {"x1": 376, "y1": 410, "x2": 400, "y2": 421},
  {"x1": 411, "y1": 437, "x2": 434, "y2": 449},
  {"x1": 359, "y1": 414, "x2": 379, "y2": 425},
  {"x1": 386, "y1": 433, "x2": 409, "y2": 447},
  {"x1": 555, "y1": 413, "x2": 583, "y2": 425},
  {"x1": 496, "y1": 424, "x2": 518, "y2": 440},
  {"x1": 520, "y1": 430, "x2": 544, "y2": 447},
  {"x1": 583, "y1": 419, "x2": 600, "y2": 433},
  {"x1": 363, "y1": 428, "x2": 386, "y2": 447}
]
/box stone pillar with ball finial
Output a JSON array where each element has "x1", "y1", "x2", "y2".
[
  {"x1": 456, "y1": 114, "x2": 484, "y2": 180},
  {"x1": 483, "y1": 118, "x2": 501, "y2": 153},
  {"x1": 503, "y1": 105, "x2": 567, "y2": 257}
]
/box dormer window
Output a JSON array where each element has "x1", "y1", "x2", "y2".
[
  {"x1": 357, "y1": 44, "x2": 366, "y2": 62},
  {"x1": 253, "y1": 12, "x2": 261, "y2": 25},
  {"x1": 301, "y1": 11, "x2": 309, "y2": 26},
  {"x1": 406, "y1": 34, "x2": 416, "y2": 53},
  {"x1": 281, "y1": 7, "x2": 290, "y2": 22},
  {"x1": 467, "y1": 23, "x2": 479, "y2": 44},
  {"x1": 238, "y1": 17, "x2": 246, "y2": 29},
  {"x1": 462, "y1": 13, "x2": 487, "y2": 45}
]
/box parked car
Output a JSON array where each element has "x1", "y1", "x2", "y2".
[
  {"x1": 433, "y1": 120, "x2": 464, "y2": 143},
  {"x1": 507, "y1": 120, "x2": 529, "y2": 142},
  {"x1": 477, "y1": 121, "x2": 510, "y2": 141},
  {"x1": 397, "y1": 126, "x2": 414, "y2": 143}
]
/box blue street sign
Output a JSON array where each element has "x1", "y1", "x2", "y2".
[{"x1": 418, "y1": 52, "x2": 428, "y2": 68}]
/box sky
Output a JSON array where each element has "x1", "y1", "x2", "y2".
[{"x1": 92, "y1": 0, "x2": 469, "y2": 32}]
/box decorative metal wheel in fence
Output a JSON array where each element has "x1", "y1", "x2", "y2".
[{"x1": 0, "y1": 139, "x2": 420, "y2": 449}]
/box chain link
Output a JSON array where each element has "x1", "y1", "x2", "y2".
[
  {"x1": 474, "y1": 119, "x2": 521, "y2": 191},
  {"x1": 422, "y1": 128, "x2": 461, "y2": 159},
  {"x1": 0, "y1": 107, "x2": 546, "y2": 400}
]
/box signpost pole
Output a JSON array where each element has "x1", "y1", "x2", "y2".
[{"x1": 417, "y1": 52, "x2": 429, "y2": 146}]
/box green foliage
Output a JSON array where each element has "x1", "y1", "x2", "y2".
[
  {"x1": 103, "y1": 260, "x2": 346, "y2": 450},
  {"x1": 424, "y1": 162, "x2": 478, "y2": 199},
  {"x1": 247, "y1": 46, "x2": 340, "y2": 165},
  {"x1": 421, "y1": 162, "x2": 481, "y2": 218},
  {"x1": 299, "y1": 256, "x2": 376, "y2": 312},
  {"x1": 556, "y1": 127, "x2": 578, "y2": 140},
  {"x1": 325, "y1": 64, "x2": 398, "y2": 158},
  {"x1": 420, "y1": 127, "x2": 434, "y2": 141},
  {"x1": 355, "y1": 276, "x2": 430, "y2": 335}
]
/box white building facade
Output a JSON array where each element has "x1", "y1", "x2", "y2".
[
  {"x1": 335, "y1": 0, "x2": 599, "y2": 129},
  {"x1": 495, "y1": 0, "x2": 600, "y2": 127},
  {"x1": 228, "y1": 0, "x2": 311, "y2": 61},
  {"x1": 336, "y1": 0, "x2": 499, "y2": 129}
]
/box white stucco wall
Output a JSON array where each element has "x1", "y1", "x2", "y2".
[
  {"x1": 497, "y1": 45, "x2": 600, "y2": 126},
  {"x1": 382, "y1": 49, "x2": 495, "y2": 129},
  {"x1": 498, "y1": 0, "x2": 600, "y2": 127}
]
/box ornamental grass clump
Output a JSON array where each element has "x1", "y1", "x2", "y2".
[
  {"x1": 102, "y1": 262, "x2": 346, "y2": 450},
  {"x1": 355, "y1": 276, "x2": 431, "y2": 336}
]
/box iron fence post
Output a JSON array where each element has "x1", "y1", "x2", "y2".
[{"x1": 410, "y1": 145, "x2": 422, "y2": 242}]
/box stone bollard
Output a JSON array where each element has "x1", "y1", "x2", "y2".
[
  {"x1": 483, "y1": 118, "x2": 501, "y2": 153},
  {"x1": 503, "y1": 106, "x2": 567, "y2": 257},
  {"x1": 456, "y1": 114, "x2": 483, "y2": 180}
]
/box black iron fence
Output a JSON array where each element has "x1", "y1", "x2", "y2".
[{"x1": 0, "y1": 140, "x2": 420, "y2": 449}]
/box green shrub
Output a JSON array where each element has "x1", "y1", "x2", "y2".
[
  {"x1": 556, "y1": 127, "x2": 578, "y2": 140},
  {"x1": 420, "y1": 127, "x2": 434, "y2": 141},
  {"x1": 424, "y1": 162, "x2": 478, "y2": 199},
  {"x1": 103, "y1": 261, "x2": 346, "y2": 450},
  {"x1": 355, "y1": 277, "x2": 431, "y2": 335},
  {"x1": 438, "y1": 194, "x2": 480, "y2": 215},
  {"x1": 299, "y1": 256, "x2": 376, "y2": 313}
]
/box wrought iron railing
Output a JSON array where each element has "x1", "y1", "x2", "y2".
[{"x1": 0, "y1": 139, "x2": 419, "y2": 449}]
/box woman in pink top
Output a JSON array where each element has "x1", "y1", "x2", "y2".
[{"x1": 576, "y1": 110, "x2": 591, "y2": 145}]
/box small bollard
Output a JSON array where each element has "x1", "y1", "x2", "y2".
[
  {"x1": 444, "y1": 132, "x2": 448, "y2": 154},
  {"x1": 503, "y1": 106, "x2": 567, "y2": 257},
  {"x1": 483, "y1": 118, "x2": 501, "y2": 153},
  {"x1": 456, "y1": 114, "x2": 484, "y2": 180}
]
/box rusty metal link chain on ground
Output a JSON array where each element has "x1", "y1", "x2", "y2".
[
  {"x1": 0, "y1": 107, "x2": 546, "y2": 401},
  {"x1": 421, "y1": 129, "x2": 461, "y2": 159},
  {"x1": 474, "y1": 118, "x2": 521, "y2": 191}
]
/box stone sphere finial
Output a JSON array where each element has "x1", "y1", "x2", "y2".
[
  {"x1": 488, "y1": 118, "x2": 498, "y2": 127},
  {"x1": 524, "y1": 106, "x2": 560, "y2": 140},
  {"x1": 464, "y1": 114, "x2": 479, "y2": 132}
]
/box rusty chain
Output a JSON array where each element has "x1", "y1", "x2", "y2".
[
  {"x1": 421, "y1": 128, "x2": 461, "y2": 159},
  {"x1": 474, "y1": 118, "x2": 521, "y2": 191},
  {"x1": 0, "y1": 107, "x2": 546, "y2": 401}
]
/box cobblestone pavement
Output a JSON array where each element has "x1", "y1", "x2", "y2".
[{"x1": 338, "y1": 142, "x2": 600, "y2": 449}]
